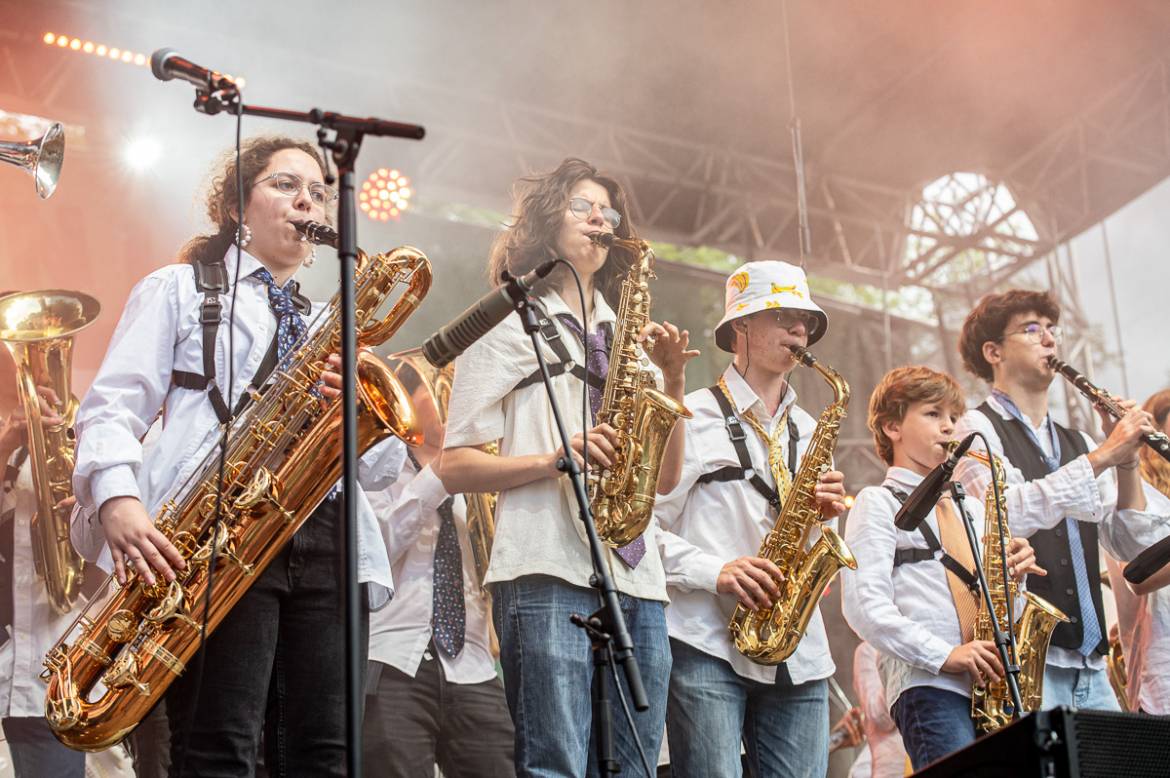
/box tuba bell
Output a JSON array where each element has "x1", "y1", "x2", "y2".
[
  {"x1": 1, "y1": 123, "x2": 65, "y2": 199},
  {"x1": 0, "y1": 290, "x2": 101, "y2": 614}
]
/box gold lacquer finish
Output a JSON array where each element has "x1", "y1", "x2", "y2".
[
  {"x1": 42, "y1": 231, "x2": 430, "y2": 751},
  {"x1": 729, "y1": 345, "x2": 857, "y2": 665},
  {"x1": 585, "y1": 233, "x2": 691, "y2": 547},
  {"x1": 1106, "y1": 631, "x2": 1132, "y2": 712},
  {"x1": 0, "y1": 290, "x2": 100, "y2": 614},
  {"x1": 964, "y1": 446, "x2": 1069, "y2": 733},
  {"x1": 464, "y1": 440, "x2": 500, "y2": 593}
]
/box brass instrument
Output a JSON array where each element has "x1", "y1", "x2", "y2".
[
  {"x1": 42, "y1": 225, "x2": 430, "y2": 751},
  {"x1": 965, "y1": 446, "x2": 1069, "y2": 733},
  {"x1": 0, "y1": 291, "x2": 100, "y2": 614},
  {"x1": 1106, "y1": 631, "x2": 1132, "y2": 712},
  {"x1": 1, "y1": 123, "x2": 65, "y2": 199},
  {"x1": 585, "y1": 232, "x2": 691, "y2": 546},
  {"x1": 1048, "y1": 355, "x2": 1170, "y2": 462},
  {"x1": 729, "y1": 345, "x2": 856, "y2": 664},
  {"x1": 464, "y1": 440, "x2": 499, "y2": 593}
]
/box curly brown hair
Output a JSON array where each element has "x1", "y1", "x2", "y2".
[
  {"x1": 178, "y1": 136, "x2": 328, "y2": 267},
  {"x1": 486, "y1": 158, "x2": 637, "y2": 307},
  {"x1": 958, "y1": 289, "x2": 1060, "y2": 383},
  {"x1": 868, "y1": 365, "x2": 966, "y2": 465}
]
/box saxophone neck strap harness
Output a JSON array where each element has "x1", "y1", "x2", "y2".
[
  {"x1": 883, "y1": 484, "x2": 979, "y2": 592},
  {"x1": 171, "y1": 255, "x2": 312, "y2": 424},
  {"x1": 510, "y1": 296, "x2": 611, "y2": 395},
  {"x1": 697, "y1": 382, "x2": 797, "y2": 514}
]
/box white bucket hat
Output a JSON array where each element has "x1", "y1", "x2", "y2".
[{"x1": 713, "y1": 260, "x2": 828, "y2": 352}]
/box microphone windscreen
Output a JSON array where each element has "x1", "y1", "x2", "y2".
[{"x1": 150, "y1": 48, "x2": 176, "y2": 81}]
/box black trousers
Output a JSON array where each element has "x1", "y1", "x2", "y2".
[
  {"x1": 165, "y1": 499, "x2": 368, "y2": 778},
  {"x1": 362, "y1": 651, "x2": 515, "y2": 778}
]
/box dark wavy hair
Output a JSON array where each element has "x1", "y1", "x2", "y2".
[
  {"x1": 178, "y1": 136, "x2": 328, "y2": 267},
  {"x1": 486, "y1": 158, "x2": 637, "y2": 307},
  {"x1": 958, "y1": 289, "x2": 1061, "y2": 383}
]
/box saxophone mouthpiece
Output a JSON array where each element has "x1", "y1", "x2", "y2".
[
  {"x1": 587, "y1": 231, "x2": 616, "y2": 247},
  {"x1": 293, "y1": 220, "x2": 339, "y2": 249},
  {"x1": 787, "y1": 344, "x2": 816, "y2": 366}
]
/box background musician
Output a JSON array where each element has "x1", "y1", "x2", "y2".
[
  {"x1": 841, "y1": 366, "x2": 1040, "y2": 770},
  {"x1": 363, "y1": 355, "x2": 515, "y2": 777},
  {"x1": 438, "y1": 158, "x2": 696, "y2": 776},
  {"x1": 953, "y1": 289, "x2": 1170, "y2": 711},
  {"x1": 69, "y1": 136, "x2": 405, "y2": 776},
  {"x1": 0, "y1": 349, "x2": 85, "y2": 777},
  {"x1": 654, "y1": 261, "x2": 847, "y2": 778}
]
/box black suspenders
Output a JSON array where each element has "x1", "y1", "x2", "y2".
[
  {"x1": 510, "y1": 299, "x2": 611, "y2": 395},
  {"x1": 883, "y1": 485, "x2": 979, "y2": 592},
  {"x1": 696, "y1": 385, "x2": 798, "y2": 513},
  {"x1": 171, "y1": 257, "x2": 310, "y2": 424}
]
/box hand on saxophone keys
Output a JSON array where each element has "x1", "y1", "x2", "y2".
[
  {"x1": 551, "y1": 423, "x2": 619, "y2": 476},
  {"x1": 814, "y1": 469, "x2": 848, "y2": 519},
  {"x1": 636, "y1": 320, "x2": 699, "y2": 389},
  {"x1": 717, "y1": 556, "x2": 786, "y2": 611},
  {"x1": 100, "y1": 496, "x2": 187, "y2": 586},
  {"x1": 943, "y1": 640, "x2": 1004, "y2": 688},
  {"x1": 1005, "y1": 536, "x2": 1046, "y2": 581}
]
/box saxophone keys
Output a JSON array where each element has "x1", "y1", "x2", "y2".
[
  {"x1": 107, "y1": 609, "x2": 138, "y2": 642},
  {"x1": 102, "y1": 651, "x2": 150, "y2": 696}
]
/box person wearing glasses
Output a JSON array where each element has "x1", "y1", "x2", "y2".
[
  {"x1": 70, "y1": 136, "x2": 405, "y2": 776},
  {"x1": 953, "y1": 289, "x2": 1170, "y2": 712},
  {"x1": 438, "y1": 157, "x2": 697, "y2": 776},
  {"x1": 654, "y1": 261, "x2": 848, "y2": 778}
]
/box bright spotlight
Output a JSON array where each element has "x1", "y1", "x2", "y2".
[
  {"x1": 123, "y1": 137, "x2": 162, "y2": 172},
  {"x1": 360, "y1": 167, "x2": 413, "y2": 222}
]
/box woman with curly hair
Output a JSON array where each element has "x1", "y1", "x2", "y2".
[{"x1": 439, "y1": 158, "x2": 697, "y2": 776}]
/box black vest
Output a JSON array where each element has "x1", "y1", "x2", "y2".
[{"x1": 976, "y1": 402, "x2": 1107, "y2": 655}]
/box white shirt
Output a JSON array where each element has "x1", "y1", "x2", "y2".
[
  {"x1": 0, "y1": 455, "x2": 85, "y2": 717},
  {"x1": 655, "y1": 364, "x2": 835, "y2": 685},
  {"x1": 841, "y1": 466, "x2": 997, "y2": 706},
  {"x1": 956, "y1": 394, "x2": 1170, "y2": 669},
  {"x1": 70, "y1": 248, "x2": 403, "y2": 604},
  {"x1": 367, "y1": 458, "x2": 497, "y2": 684},
  {"x1": 849, "y1": 642, "x2": 907, "y2": 778},
  {"x1": 444, "y1": 287, "x2": 668, "y2": 602}
]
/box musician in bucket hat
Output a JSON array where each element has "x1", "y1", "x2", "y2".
[{"x1": 656, "y1": 260, "x2": 848, "y2": 777}]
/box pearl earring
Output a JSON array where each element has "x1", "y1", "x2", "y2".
[
  {"x1": 303, "y1": 245, "x2": 317, "y2": 268},
  {"x1": 237, "y1": 223, "x2": 252, "y2": 249}
]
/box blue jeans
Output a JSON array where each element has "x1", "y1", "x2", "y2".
[
  {"x1": 1, "y1": 716, "x2": 85, "y2": 778},
  {"x1": 890, "y1": 686, "x2": 975, "y2": 771},
  {"x1": 1041, "y1": 664, "x2": 1121, "y2": 711},
  {"x1": 491, "y1": 574, "x2": 671, "y2": 778},
  {"x1": 665, "y1": 639, "x2": 828, "y2": 778},
  {"x1": 166, "y1": 499, "x2": 367, "y2": 778}
]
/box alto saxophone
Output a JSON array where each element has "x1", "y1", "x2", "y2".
[
  {"x1": 465, "y1": 440, "x2": 499, "y2": 593},
  {"x1": 730, "y1": 345, "x2": 857, "y2": 664},
  {"x1": 586, "y1": 232, "x2": 691, "y2": 547},
  {"x1": 965, "y1": 446, "x2": 1069, "y2": 733},
  {"x1": 42, "y1": 227, "x2": 430, "y2": 751},
  {"x1": 0, "y1": 290, "x2": 101, "y2": 614}
]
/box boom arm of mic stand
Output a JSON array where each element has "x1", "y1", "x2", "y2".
[
  {"x1": 950, "y1": 480, "x2": 1025, "y2": 717},
  {"x1": 511, "y1": 293, "x2": 649, "y2": 713}
]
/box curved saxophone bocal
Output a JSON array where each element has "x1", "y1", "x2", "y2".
[
  {"x1": 585, "y1": 232, "x2": 692, "y2": 547},
  {"x1": 964, "y1": 446, "x2": 1068, "y2": 733},
  {"x1": 42, "y1": 230, "x2": 430, "y2": 751},
  {"x1": 729, "y1": 345, "x2": 857, "y2": 665}
]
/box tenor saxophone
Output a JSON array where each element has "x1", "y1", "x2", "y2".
[
  {"x1": 965, "y1": 446, "x2": 1069, "y2": 733},
  {"x1": 729, "y1": 345, "x2": 857, "y2": 665},
  {"x1": 0, "y1": 290, "x2": 100, "y2": 614},
  {"x1": 42, "y1": 227, "x2": 430, "y2": 751},
  {"x1": 586, "y1": 232, "x2": 691, "y2": 547}
]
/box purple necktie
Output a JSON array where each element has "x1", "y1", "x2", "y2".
[{"x1": 556, "y1": 314, "x2": 646, "y2": 568}]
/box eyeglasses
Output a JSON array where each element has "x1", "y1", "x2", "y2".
[
  {"x1": 257, "y1": 172, "x2": 338, "y2": 206},
  {"x1": 1004, "y1": 322, "x2": 1063, "y2": 344},
  {"x1": 568, "y1": 196, "x2": 622, "y2": 230},
  {"x1": 764, "y1": 308, "x2": 819, "y2": 333}
]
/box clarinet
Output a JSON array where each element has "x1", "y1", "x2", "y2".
[{"x1": 1048, "y1": 356, "x2": 1170, "y2": 462}]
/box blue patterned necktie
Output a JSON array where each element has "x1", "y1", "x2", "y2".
[
  {"x1": 252, "y1": 266, "x2": 306, "y2": 363},
  {"x1": 992, "y1": 389, "x2": 1102, "y2": 655},
  {"x1": 431, "y1": 495, "x2": 466, "y2": 657},
  {"x1": 556, "y1": 313, "x2": 647, "y2": 569}
]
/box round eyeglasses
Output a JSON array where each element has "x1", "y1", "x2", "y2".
[
  {"x1": 1004, "y1": 322, "x2": 1063, "y2": 344},
  {"x1": 257, "y1": 172, "x2": 338, "y2": 206},
  {"x1": 568, "y1": 196, "x2": 621, "y2": 230}
]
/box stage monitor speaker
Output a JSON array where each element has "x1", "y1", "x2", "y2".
[{"x1": 913, "y1": 706, "x2": 1170, "y2": 777}]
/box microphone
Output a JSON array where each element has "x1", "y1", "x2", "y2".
[
  {"x1": 422, "y1": 259, "x2": 560, "y2": 368},
  {"x1": 894, "y1": 432, "x2": 977, "y2": 531},
  {"x1": 1123, "y1": 534, "x2": 1170, "y2": 586},
  {"x1": 150, "y1": 48, "x2": 239, "y2": 93}
]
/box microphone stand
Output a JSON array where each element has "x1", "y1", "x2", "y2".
[
  {"x1": 509, "y1": 279, "x2": 649, "y2": 775},
  {"x1": 949, "y1": 480, "x2": 1025, "y2": 716},
  {"x1": 190, "y1": 86, "x2": 424, "y2": 778}
]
